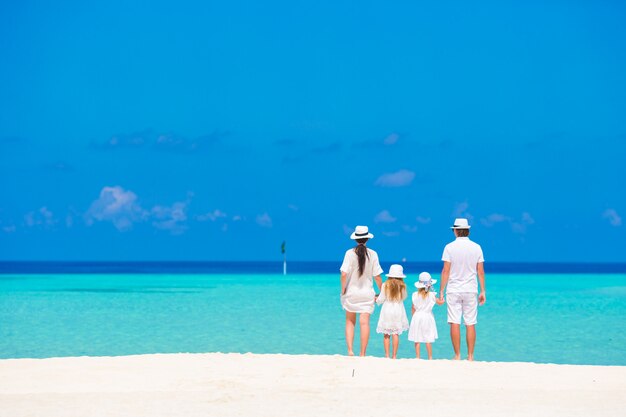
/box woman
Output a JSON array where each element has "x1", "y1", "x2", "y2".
[{"x1": 340, "y1": 225, "x2": 383, "y2": 356}]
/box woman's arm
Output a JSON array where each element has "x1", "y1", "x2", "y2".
[
  {"x1": 340, "y1": 271, "x2": 347, "y2": 295},
  {"x1": 376, "y1": 283, "x2": 386, "y2": 305},
  {"x1": 374, "y1": 275, "x2": 382, "y2": 292}
]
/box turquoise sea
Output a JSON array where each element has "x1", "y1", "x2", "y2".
[{"x1": 1, "y1": 263, "x2": 625, "y2": 365}]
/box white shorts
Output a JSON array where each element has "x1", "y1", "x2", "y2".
[{"x1": 446, "y1": 292, "x2": 478, "y2": 325}]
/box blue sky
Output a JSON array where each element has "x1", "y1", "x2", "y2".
[{"x1": 1, "y1": 1, "x2": 625, "y2": 262}]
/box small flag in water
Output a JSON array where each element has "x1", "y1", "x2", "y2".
[{"x1": 281, "y1": 241, "x2": 286, "y2": 254}]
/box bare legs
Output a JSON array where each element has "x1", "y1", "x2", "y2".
[
  {"x1": 383, "y1": 334, "x2": 400, "y2": 358},
  {"x1": 383, "y1": 334, "x2": 390, "y2": 358},
  {"x1": 345, "y1": 312, "x2": 371, "y2": 356},
  {"x1": 466, "y1": 325, "x2": 476, "y2": 361},
  {"x1": 359, "y1": 313, "x2": 370, "y2": 356},
  {"x1": 450, "y1": 323, "x2": 461, "y2": 360},
  {"x1": 414, "y1": 342, "x2": 433, "y2": 359},
  {"x1": 449, "y1": 323, "x2": 476, "y2": 360},
  {"x1": 391, "y1": 334, "x2": 399, "y2": 359},
  {"x1": 345, "y1": 312, "x2": 356, "y2": 356}
]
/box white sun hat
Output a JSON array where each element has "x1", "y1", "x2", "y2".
[
  {"x1": 415, "y1": 271, "x2": 437, "y2": 289},
  {"x1": 386, "y1": 264, "x2": 406, "y2": 279},
  {"x1": 350, "y1": 225, "x2": 374, "y2": 240},
  {"x1": 450, "y1": 218, "x2": 471, "y2": 229}
]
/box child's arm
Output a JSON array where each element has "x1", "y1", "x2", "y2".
[{"x1": 411, "y1": 305, "x2": 416, "y2": 315}]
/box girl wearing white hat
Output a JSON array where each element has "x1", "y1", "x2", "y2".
[
  {"x1": 408, "y1": 272, "x2": 445, "y2": 359},
  {"x1": 376, "y1": 264, "x2": 409, "y2": 359},
  {"x1": 340, "y1": 226, "x2": 384, "y2": 356}
]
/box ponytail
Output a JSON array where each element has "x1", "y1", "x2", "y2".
[{"x1": 354, "y1": 238, "x2": 370, "y2": 275}]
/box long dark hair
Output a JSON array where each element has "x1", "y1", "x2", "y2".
[{"x1": 354, "y1": 238, "x2": 370, "y2": 275}]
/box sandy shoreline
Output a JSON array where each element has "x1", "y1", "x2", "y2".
[{"x1": 1, "y1": 353, "x2": 625, "y2": 417}]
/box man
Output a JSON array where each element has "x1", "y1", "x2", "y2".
[{"x1": 438, "y1": 218, "x2": 486, "y2": 361}]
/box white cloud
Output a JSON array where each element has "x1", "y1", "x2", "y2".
[
  {"x1": 603, "y1": 209, "x2": 622, "y2": 227},
  {"x1": 342, "y1": 224, "x2": 353, "y2": 236},
  {"x1": 481, "y1": 213, "x2": 510, "y2": 227},
  {"x1": 521, "y1": 212, "x2": 535, "y2": 225},
  {"x1": 374, "y1": 170, "x2": 415, "y2": 187},
  {"x1": 151, "y1": 201, "x2": 189, "y2": 235},
  {"x1": 382, "y1": 231, "x2": 400, "y2": 237},
  {"x1": 452, "y1": 201, "x2": 474, "y2": 223},
  {"x1": 374, "y1": 210, "x2": 397, "y2": 223},
  {"x1": 24, "y1": 206, "x2": 57, "y2": 228},
  {"x1": 481, "y1": 211, "x2": 535, "y2": 234},
  {"x1": 197, "y1": 209, "x2": 227, "y2": 222},
  {"x1": 511, "y1": 222, "x2": 528, "y2": 234},
  {"x1": 85, "y1": 186, "x2": 147, "y2": 231},
  {"x1": 232, "y1": 215, "x2": 242, "y2": 221},
  {"x1": 256, "y1": 213, "x2": 273, "y2": 228},
  {"x1": 402, "y1": 225, "x2": 418, "y2": 233},
  {"x1": 416, "y1": 216, "x2": 431, "y2": 224},
  {"x1": 453, "y1": 201, "x2": 469, "y2": 217},
  {"x1": 383, "y1": 133, "x2": 400, "y2": 145},
  {"x1": 288, "y1": 204, "x2": 299, "y2": 212},
  {"x1": 2, "y1": 225, "x2": 16, "y2": 233}
]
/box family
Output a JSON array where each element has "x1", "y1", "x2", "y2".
[{"x1": 339, "y1": 218, "x2": 486, "y2": 360}]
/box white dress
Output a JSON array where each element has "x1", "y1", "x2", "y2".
[
  {"x1": 340, "y1": 248, "x2": 383, "y2": 314},
  {"x1": 408, "y1": 292, "x2": 438, "y2": 343},
  {"x1": 376, "y1": 284, "x2": 409, "y2": 335}
]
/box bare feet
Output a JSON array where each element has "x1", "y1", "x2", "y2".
[
  {"x1": 453, "y1": 355, "x2": 461, "y2": 360},
  {"x1": 347, "y1": 350, "x2": 355, "y2": 356},
  {"x1": 467, "y1": 355, "x2": 474, "y2": 361}
]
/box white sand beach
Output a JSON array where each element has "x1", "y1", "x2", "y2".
[{"x1": 1, "y1": 353, "x2": 625, "y2": 417}]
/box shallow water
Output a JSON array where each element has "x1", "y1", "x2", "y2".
[{"x1": 1, "y1": 272, "x2": 625, "y2": 365}]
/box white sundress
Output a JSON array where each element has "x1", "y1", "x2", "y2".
[
  {"x1": 408, "y1": 291, "x2": 438, "y2": 343},
  {"x1": 340, "y1": 248, "x2": 383, "y2": 314},
  {"x1": 376, "y1": 284, "x2": 409, "y2": 335}
]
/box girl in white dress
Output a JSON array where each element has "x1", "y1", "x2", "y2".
[
  {"x1": 376, "y1": 264, "x2": 409, "y2": 359},
  {"x1": 340, "y1": 226, "x2": 383, "y2": 357},
  {"x1": 408, "y1": 272, "x2": 445, "y2": 359}
]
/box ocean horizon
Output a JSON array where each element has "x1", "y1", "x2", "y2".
[{"x1": 2, "y1": 260, "x2": 626, "y2": 274}]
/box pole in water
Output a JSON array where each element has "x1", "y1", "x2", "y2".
[{"x1": 281, "y1": 241, "x2": 286, "y2": 275}]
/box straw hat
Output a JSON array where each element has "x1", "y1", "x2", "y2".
[
  {"x1": 415, "y1": 272, "x2": 437, "y2": 288},
  {"x1": 386, "y1": 264, "x2": 406, "y2": 279},
  {"x1": 450, "y1": 218, "x2": 471, "y2": 229},
  {"x1": 350, "y1": 225, "x2": 374, "y2": 240}
]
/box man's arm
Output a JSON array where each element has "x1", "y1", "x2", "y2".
[
  {"x1": 439, "y1": 261, "x2": 450, "y2": 301},
  {"x1": 340, "y1": 272, "x2": 347, "y2": 295},
  {"x1": 477, "y1": 262, "x2": 486, "y2": 305}
]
